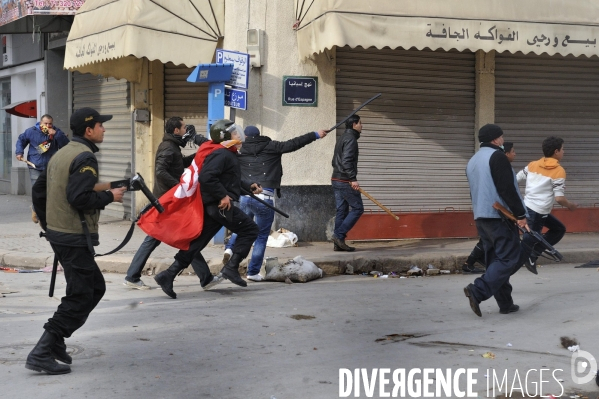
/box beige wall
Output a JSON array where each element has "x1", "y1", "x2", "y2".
[
  {"x1": 224, "y1": 0, "x2": 336, "y2": 186},
  {"x1": 132, "y1": 59, "x2": 164, "y2": 210}
]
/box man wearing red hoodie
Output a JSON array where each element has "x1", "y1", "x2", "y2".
[{"x1": 516, "y1": 136, "x2": 578, "y2": 274}]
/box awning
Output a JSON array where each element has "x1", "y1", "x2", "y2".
[
  {"x1": 295, "y1": 0, "x2": 599, "y2": 59},
  {"x1": 2, "y1": 100, "x2": 36, "y2": 118},
  {"x1": 0, "y1": 0, "x2": 80, "y2": 34},
  {"x1": 64, "y1": 0, "x2": 224, "y2": 82}
]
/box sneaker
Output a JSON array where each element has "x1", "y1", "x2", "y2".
[
  {"x1": 463, "y1": 284, "x2": 482, "y2": 317},
  {"x1": 499, "y1": 304, "x2": 520, "y2": 314},
  {"x1": 222, "y1": 248, "x2": 233, "y2": 264},
  {"x1": 524, "y1": 257, "x2": 538, "y2": 275},
  {"x1": 123, "y1": 279, "x2": 150, "y2": 290},
  {"x1": 247, "y1": 274, "x2": 264, "y2": 282},
  {"x1": 462, "y1": 263, "x2": 485, "y2": 274},
  {"x1": 202, "y1": 274, "x2": 223, "y2": 291}
]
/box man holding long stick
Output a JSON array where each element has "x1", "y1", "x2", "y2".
[{"x1": 330, "y1": 115, "x2": 364, "y2": 252}]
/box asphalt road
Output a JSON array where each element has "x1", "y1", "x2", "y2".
[{"x1": 1, "y1": 263, "x2": 598, "y2": 398}]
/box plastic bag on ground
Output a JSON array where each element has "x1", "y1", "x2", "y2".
[
  {"x1": 264, "y1": 255, "x2": 323, "y2": 283},
  {"x1": 266, "y1": 228, "x2": 298, "y2": 248}
]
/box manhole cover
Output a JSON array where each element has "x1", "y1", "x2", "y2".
[{"x1": 0, "y1": 343, "x2": 101, "y2": 364}]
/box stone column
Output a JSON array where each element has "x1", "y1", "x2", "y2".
[{"x1": 474, "y1": 50, "x2": 495, "y2": 149}]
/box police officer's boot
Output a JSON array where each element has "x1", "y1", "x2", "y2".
[
  {"x1": 154, "y1": 260, "x2": 186, "y2": 299},
  {"x1": 25, "y1": 330, "x2": 71, "y2": 374},
  {"x1": 220, "y1": 253, "x2": 247, "y2": 287},
  {"x1": 52, "y1": 336, "x2": 72, "y2": 364}
]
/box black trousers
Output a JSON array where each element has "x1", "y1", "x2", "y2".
[
  {"x1": 470, "y1": 219, "x2": 521, "y2": 310},
  {"x1": 465, "y1": 238, "x2": 486, "y2": 267},
  {"x1": 44, "y1": 243, "x2": 105, "y2": 339},
  {"x1": 175, "y1": 204, "x2": 258, "y2": 266}
]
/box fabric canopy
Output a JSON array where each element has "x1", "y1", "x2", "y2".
[
  {"x1": 2, "y1": 100, "x2": 36, "y2": 118},
  {"x1": 295, "y1": 0, "x2": 599, "y2": 59},
  {"x1": 64, "y1": 0, "x2": 224, "y2": 81}
]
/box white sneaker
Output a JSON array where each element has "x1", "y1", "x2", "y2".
[
  {"x1": 202, "y1": 274, "x2": 224, "y2": 290},
  {"x1": 123, "y1": 279, "x2": 150, "y2": 290},
  {"x1": 222, "y1": 248, "x2": 233, "y2": 264},
  {"x1": 247, "y1": 274, "x2": 264, "y2": 282}
]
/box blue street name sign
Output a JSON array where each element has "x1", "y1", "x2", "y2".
[{"x1": 225, "y1": 88, "x2": 247, "y2": 110}]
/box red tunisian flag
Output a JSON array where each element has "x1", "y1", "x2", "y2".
[{"x1": 137, "y1": 142, "x2": 229, "y2": 250}]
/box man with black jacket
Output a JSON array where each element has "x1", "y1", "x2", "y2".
[
  {"x1": 223, "y1": 125, "x2": 328, "y2": 281},
  {"x1": 154, "y1": 119, "x2": 260, "y2": 297},
  {"x1": 25, "y1": 108, "x2": 127, "y2": 375},
  {"x1": 464, "y1": 124, "x2": 528, "y2": 317},
  {"x1": 331, "y1": 114, "x2": 364, "y2": 252},
  {"x1": 123, "y1": 117, "x2": 219, "y2": 291}
]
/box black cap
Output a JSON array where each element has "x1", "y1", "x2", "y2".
[
  {"x1": 70, "y1": 107, "x2": 112, "y2": 132},
  {"x1": 478, "y1": 124, "x2": 503, "y2": 143}
]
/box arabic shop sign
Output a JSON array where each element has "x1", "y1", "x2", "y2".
[
  {"x1": 215, "y1": 49, "x2": 250, "y2": 90},
  {"x1": 73, "y1": 40, "x2": 117, "y2": 59},
  {"x1": 282, "y1": 76, "x2": 317, "y2": 107},
  {"x1": 0, "y1": 0, "x2": 84, "y2": 27},
  {"x1": 423, "y1": 20, "x2": 597, "y2": 55},
  {"x1": 225, "y1": 88, "x2": 247, "y2": 110}
]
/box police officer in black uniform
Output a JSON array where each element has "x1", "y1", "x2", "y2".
[{"x1": 25, "y1": 108, "x2": 127, "y2": 374}]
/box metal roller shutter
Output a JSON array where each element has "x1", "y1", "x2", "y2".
[
  {"x1": 164, "y1": 63, "x2": 209, "y2": 157},
  {"x1": 72, "y1": 72, "x2": 132, "y2": 219},
  {"x1": 335, "y1": 47, "x2": 476, "y2": 212},
  {"x1": 495, "y1": 52, "x2": 599, "y2": 206}
]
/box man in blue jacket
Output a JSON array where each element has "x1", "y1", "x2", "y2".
[
  {"x1": 16, "y1": 114, "x2": 69, "y2": 185},
  {"x1": 16, "y1": 114, "x2": 69, "y2": 222}
]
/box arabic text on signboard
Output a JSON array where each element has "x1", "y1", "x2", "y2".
[
  {"x1": 215, "y1": 49, "x2": 250, "y2": 89},
  {"x1": 282, "y1": 76, "x2": 317, "y2": 107},
  {"x1": 73, "y1": 40, "x2": 117, "y2": 59},
  {"x1": 225, "y1": 88, "x2": 247, "y2": 110},
  {"x1": 425, "y1": 22, "x2": 596, "y2": 49}
]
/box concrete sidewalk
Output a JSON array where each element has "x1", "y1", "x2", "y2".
[{"x1": 1, "y1": 193, "x2": 598, "y2": 277}]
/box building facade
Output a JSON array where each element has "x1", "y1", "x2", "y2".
[{"x1": 59, "y1": 0, "x2": 599, "y2": 240}]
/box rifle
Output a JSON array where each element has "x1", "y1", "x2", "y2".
[
  {"x1": 48, "y1": 174, "x2": 163, "y2": 297},
  {"x1": 493, "y1": 202, "x2": 563, "y2": 262}
]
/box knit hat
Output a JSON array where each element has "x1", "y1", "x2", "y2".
[
  {"x1": 245, "y1": 126, "x2": 260, "y2": 137},
  {"x1": 478, "y1": 124, "x2": 503, "y2": 143}
]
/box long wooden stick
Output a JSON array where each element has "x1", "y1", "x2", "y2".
[{"x1": 358, "y1": 187, "x2": 399, "y2": 220}]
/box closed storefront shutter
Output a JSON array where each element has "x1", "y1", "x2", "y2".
[
  {"x1": 335, "y1": 47, "x2": 476, "y2": 212},
  {"x1": 164, "y1": 63, "x2": 209, "y2": 157},
  {"x1": 72, "y1": 72, "x2": 132, "y2": 219},
  {"x1": 495, "y1": 52, "x2": 599, "y2": 206}
]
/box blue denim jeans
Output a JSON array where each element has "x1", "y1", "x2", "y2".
[
  {"x1": 29, "y1": 169, "x2": 42, "y2": 187},
  {"x1": 226, "y1": 195, "x2": 275, "y2": 276},
  {"x1": 332, "y1": 180, "x2": 364, "y2": 240},
  {"x1": 520, "y1": 207, "x2": 566, "y2": 264},
  {"x1": 125, "y1": 235, "x2": 161, "y2": 282}
]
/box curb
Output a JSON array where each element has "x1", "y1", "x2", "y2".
[{"x1": 2, "y1": 248, "x2": 596, "y2": 276}]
